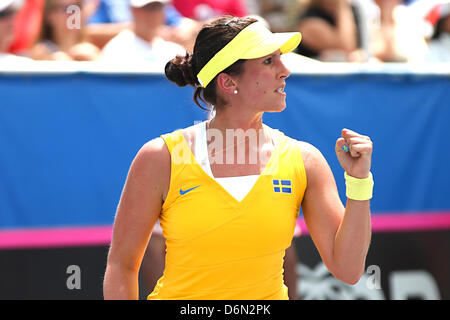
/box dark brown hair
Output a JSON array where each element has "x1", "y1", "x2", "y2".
[{"x1": 165, "y1": 16, "x2": 258, "y2": 110}]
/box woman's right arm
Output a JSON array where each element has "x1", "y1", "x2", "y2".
[{"x1": 103, "y1": 137, "x2": 171, "y2": 300}]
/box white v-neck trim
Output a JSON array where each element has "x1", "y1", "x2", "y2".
[
  {"x1": 192, "y1": 121, "x2": 279, "y2": 202},
  {"x1": 195, "y1": 121, "x2": 214, "y2": 178}
]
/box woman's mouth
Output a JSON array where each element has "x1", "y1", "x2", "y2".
[{"x1": 275, "y1": 86, "x2": 286, "y2": 96}]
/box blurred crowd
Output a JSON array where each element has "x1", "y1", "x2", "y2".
[{"x1": 1, "y1": 0, "x2": 450, "y2": 67}]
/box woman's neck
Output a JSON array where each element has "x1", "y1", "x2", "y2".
[
  {"x1": 205, "y1": 108, "x2": 275, "y2": 174},
  {"x1": 206, "y1": 109, "x2": 273, "y2": 152},
  {"x1": 207, "y1": 109, "x2": 264, "y2": 132}
]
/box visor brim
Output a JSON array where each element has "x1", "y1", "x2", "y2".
[{"x1": 241, "y1": 32, "x2": 302, "y2": 59}]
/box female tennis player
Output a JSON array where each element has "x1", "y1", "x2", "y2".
[{"x1": 103, "y1": 16, "x2": 373, "y2": 300}]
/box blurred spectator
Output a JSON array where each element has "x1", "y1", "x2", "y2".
[
  {"x1": 258, "y1": 0, "x2": 304, "y2": 32},
  {"x1": 172, "y1": 0, "x2": 247, "y2": 21},
  {"x1": 29, "y1": 0, "x2": 100, "y2": 60},
  {"x1": 87, "y1": 0, "x2": 129, "y2": 23},
  {"x1": 294, "y1": 0, "x2": 363, "y2": 62},
  {"x1": 0, "y1": 0, "x2": 32, "y2": 62},
  {"x1": 424, "y1": 2, "x2": 450, "y2": 62},
  {"x1": 369, "y1": 0, "x2": 428, "y2": 62},
  {"x1": 8, "y1": 0, "x2": 44, "y2": 55},
  {"x1": 7, "y1": 0, "x2": 97, "y2": 56},
  {"x1": 100, "y1": 0, "x2": 185, "y2": 69},
  {"x1": 85, "y1": 0, "x2": 200, "y2": 52},
  {"x1": 244, "y1": 0, "x2": 260, "y2": 16}
]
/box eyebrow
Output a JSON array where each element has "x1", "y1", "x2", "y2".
[
  {"x1": 271, "y1": 51, "x2": 283, "y2": 58},
  {"x1": 265, "y1": 52, "x2": 281, "y2": 60},
  {"x1": 261, "y1": 52, "x2": 276, "y2": 59}
]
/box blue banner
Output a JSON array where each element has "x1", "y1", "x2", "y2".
[{"x1": 1, "y1": 70, "x2": 449, "y2": 230}]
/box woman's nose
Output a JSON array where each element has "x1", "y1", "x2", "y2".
[{"x1": 278, "y1": 60, "x2": 291, "y2": 79}]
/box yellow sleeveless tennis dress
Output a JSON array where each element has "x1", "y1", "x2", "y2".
[{"x1": 148, "y1": 128, "x2": 307, "y2": 300}]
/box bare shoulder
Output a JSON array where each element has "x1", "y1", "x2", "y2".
[
  {"x1": 296, "y1": 140, "x2": 325, "y2": 168},
  {"x1": 131, "y1": 137, "x2": 171, "y2": 198},
  {"x1": 295, "y1": 140, "x2": 335, "y2": 188},
  {"x1": 136, "y1": 137, "x2": 170, "y2": 167}
]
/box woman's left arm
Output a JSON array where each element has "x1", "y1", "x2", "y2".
[{"x1": 300, "y1": 128, "x2": 373, "y2": 285}]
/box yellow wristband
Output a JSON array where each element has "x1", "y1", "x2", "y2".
[{"x1": 344, "y1": 172, "x2": 374, "y2": 201}]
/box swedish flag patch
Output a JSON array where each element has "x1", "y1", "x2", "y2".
[{"x1": 273, "y1": 179, "x2": 292, "y2": 193}]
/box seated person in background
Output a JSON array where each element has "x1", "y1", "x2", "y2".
[
  {"x1": 257, "y1": 0, "x2": 304, "y2": 32},
  {"x1": 157, "y1": 2, "x2": 201, "y2": 52},
  {"x1": 294, "y1": 0, "x2": 363, "y2": 62},
  {"x1": 0, "y1": 0, "x2": 33, "y2": 63},
  {"x1": 424, "y1": 3, "x2": 450, "y2": 62},
  {"x1": 7, "y1": 0, "x2": 45, "y2": 56},
  {"x1": 369, "y1": 0, "x2": 428, "y2": 62},
  {"x1": 29, "y1": 0, "x2": 100, "y2": 60},
  {"x1": 86, "y1": 0, "x2": 200, "y2": 52},
  {"x1": 100, "y1": 0, "x2": 185, "y2": 69},
  {"x1": 171, "y1": 0, "x2": 247, "y2": 22}
]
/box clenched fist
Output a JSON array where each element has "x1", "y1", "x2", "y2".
[{"x1": 335, "y1": 128, "x2": 373, "y2": 179}]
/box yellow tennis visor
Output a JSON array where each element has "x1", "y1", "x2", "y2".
[{"x1": 197, "y1": 21, "x2": 302, "y2": 88}]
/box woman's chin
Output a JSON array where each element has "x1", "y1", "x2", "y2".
[{"x1": 266, "y1": 104, "x2": 287, "y2": 113}]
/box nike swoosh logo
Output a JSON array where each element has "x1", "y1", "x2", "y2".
[{"x1": 179, "y1": 186, "x2": 200, "y2": 195}]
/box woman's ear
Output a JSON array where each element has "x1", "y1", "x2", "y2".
[{"x1": 216, "y1": 73, "x2": 238, "y2": 96}]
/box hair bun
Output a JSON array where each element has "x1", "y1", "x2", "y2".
[{"x1": 165, "y1": 53, "x2": 199, "y2": 87}]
